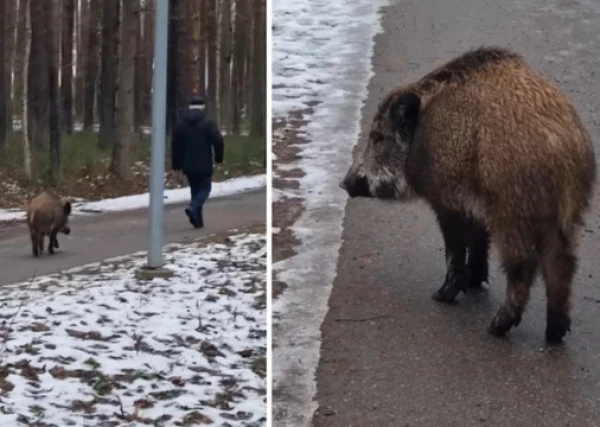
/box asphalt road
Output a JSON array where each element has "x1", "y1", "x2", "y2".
[
  {"x1": 313, "y1": 0, "x2": 600, "y2": 426},
  {"x1": 0, "y1": 189, "x2": 265, "y2": 285}
]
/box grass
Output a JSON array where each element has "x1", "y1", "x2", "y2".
[
  {"x1": 0, "y1": 130, "x2": 265, "y2": 208},
  {"x1": 212, "y1": 134, "x2": 266, "y2": 180},
  {"x1": 1, "y1": 131, "x2": 265, "y2": 183}
]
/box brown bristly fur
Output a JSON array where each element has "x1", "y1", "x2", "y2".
[
  {"x1": 342, "y1": 46, "x2": 596, "y2": 343},
  {"x1": 26, "y1": 191, "x2": 72, "y2": 257}
]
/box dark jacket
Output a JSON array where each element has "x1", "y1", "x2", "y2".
[{"x1": 171, "y1": 109, "x2": 224, "y2": 175}]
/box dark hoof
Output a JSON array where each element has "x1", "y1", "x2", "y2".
[
  {"x1": 467, "y1": 276, "x2": 488, "y2": 290},
  {"x1": 432, "y1": 286, "x2": 461, "y2": 303},
  {"x1": 432, "y1": 272, "x2": 467, "y2": 303},
  {"x1": 467, "y1": 281, "x2": 488, "y2": 294},
  {"x1": 488, "y1": 305, "x2": 521, "y2": 337},
  {"x1": 185, "y1": 208, "x2": 198, "y2": 228},
  {"x1": 466, "y1": 267, "x2": 488, "y2": 290},
  {"x1": 545, "y1": 310, "x2": 571, "y2": 344}
]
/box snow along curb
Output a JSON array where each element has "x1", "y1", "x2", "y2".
[{"x1": 0, "y1": 174, "x2": 266, "y2": 222}]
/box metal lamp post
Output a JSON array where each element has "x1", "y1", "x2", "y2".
[{"x1": 147, "y1": 0, "x2": 169, "y2": 269}]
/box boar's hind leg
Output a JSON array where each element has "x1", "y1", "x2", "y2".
[
  {"x1": 38, "y1": 235, "x2": 45, "y2": 255},
  {"x1": 466, "y1": 221, "x2": 490, "y2": 289},
  {"x1": 31, "y1": 234, "x2": 40, "y2": 257},
  {"x1": 49, "y1": 230, "x2": 58, "y2": 254},
  {"x1": 489, "y1": 230, "x2": 538, "y2": 337},
  {"x1": 540, "y1": 228, "x2": 576, "y2": 343},
  {"x1": 432, "y1": 211, "x2": 470, "y2": 303}
]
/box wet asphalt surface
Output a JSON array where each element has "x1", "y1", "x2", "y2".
[
  {"x1": 0, "y1": 189, "x2": 265, "y2": 285},
  {"x1": 313, "y1": 0, "x2": 600, "y2": 426}
]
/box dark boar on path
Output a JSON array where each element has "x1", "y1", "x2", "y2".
[
  {"x1": 341, "y1": 46, "x2": 596, "y2": 343},
  {"x1": 26, "y1": 191, "x2": 72, "y2": 257}
]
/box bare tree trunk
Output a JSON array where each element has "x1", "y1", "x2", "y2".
[
  {"x1": 219, "y1": 0, "x2": 232, "y2": 131},
  {"x1": 198, "y1": 0, "x2": 207, "y2": 97},
  {"x1": 5, "y1": 0, "x2": 16, "y2": 139},
  {"x1": 231, "y1": 0, "x2": 247, "y2": 135},
  {"x1": 99, "y1": 0, "x2": 119, "y2": 148},
  {"x1": 134, "y1": 0, "x2": 143, "y2": 131},
  {"x1": 75, "y1": 0, "x2": 89, "y2": 127},
  {"x1": 176, "y1": 0, "x2": 193, "y2": 117},
  {"x1": 250, "y1": 0, "x2": 265, "y2": 138},
  {"x1": 189, "y1": 0, "x2": 199, "y2": 91},
  {"x1": 61, "y1": 0, "x2": 75, "y2": 134},
  {"x1": 47, "y1": 0, "x2": 61, "y2": 185},
  {"x1": 206, "y1": 0, "x2": 217, "y2": 120},
  {"x1": 0, "y1": 0, "x2": 6, "y2": 149},
  {"x1": 22, "y1": 0, "x2": 32, "y2": 181},
  {"x1": 13, "y1": 0, "x2": 28, "y2": 123},
  {"x1": 166, "y1": 0, "x2": 177, "y2": 132},
  {"x1": 28, "y1": 0, "x2": 50, "y2": 148},
  {"x1": 141, "y1": 0, "x2": 154, "y2": 127},
  {"x1": 166, "y1": 0, "x2": 192, "y2": 131},
  {"x1": 83, "y1": 0, "x2": 100, "y2": 131},
  {"x1": 112, "y1": 0, "x2": 136, "y2": 179},
  {"x1": 243, "y1": 6, "x2": 253, "y2": 127}
]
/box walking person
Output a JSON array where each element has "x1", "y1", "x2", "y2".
[{"x1": 171, "y1": 96, "x2": 224, "y2": 229}]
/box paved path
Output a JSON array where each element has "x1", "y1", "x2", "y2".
[
  {"x1": 313, "y1": 0, "x2": 600, "y2": 426},
  {"x1": 0, "y1": 189, "x2": 265, "y2": 285}
]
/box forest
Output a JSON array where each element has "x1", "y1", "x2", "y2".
[{"x1": 0, "y1": 0, "x2": 266, "y2": 209}]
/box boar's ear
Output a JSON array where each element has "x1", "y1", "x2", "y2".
[
  {"x1": 389, "y1": 91, "x2": 421, "y2": 138},
  {"x1": 63, "y1": 201, "x2": 72, "y2": 216}
]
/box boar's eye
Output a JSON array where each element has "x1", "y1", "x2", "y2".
[{"x1": 369, "y1": 130, "x2": 384, "y2": 143}]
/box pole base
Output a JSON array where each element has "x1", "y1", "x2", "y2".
[{"x1": 135, "y1": 266, "x2": 175, "y2": 281}]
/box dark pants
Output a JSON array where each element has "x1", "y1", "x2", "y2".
[{"x1": 185, "y1": 172, "x2": 212, "y2": 225}]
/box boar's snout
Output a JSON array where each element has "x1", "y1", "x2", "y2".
[
  {"x1": 341, "y1": 172, "x2": 372, "y2": 198},
  {"x1": 62, "y1": 226, "x2": 71, "y2": 235}
]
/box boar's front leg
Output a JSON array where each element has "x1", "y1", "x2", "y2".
[{"x1": 432, "y1": 210, "x2": 470, "y2": 303}]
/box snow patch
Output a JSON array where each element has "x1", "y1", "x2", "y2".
[
  {"x1": 271, "y1": 0, "x2": 389, "y2": 426},
  {"x1": 0, "y1": 174, "x2": 266, "y2": 222},
  {"x1": 0, "y1": 233, "x2": 266, "y2": 426}
]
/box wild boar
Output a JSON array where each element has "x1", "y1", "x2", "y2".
[
  {"x1": 26, "y1": 191, "x2": 72, "y2": 257},
  {"x1": 341, "y1": 47, "x2": 596, "y2": 343}
]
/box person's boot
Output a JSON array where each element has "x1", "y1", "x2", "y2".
[
  {"x1": 184, "y1": 207, "x2": 198, "y2": 228},
  {"x1": 195, "y1": 210, "x2": 204, "y2": 229}
]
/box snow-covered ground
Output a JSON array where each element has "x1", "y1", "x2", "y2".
[
  {"x1": 272, "y1": 0, "x2": 388, "y2": 425},
  {"x1": 0, "y1": 174, "x2": 266, "y2": 222},
  {"x1": 0, "y1": 233, "x2": 267, "y2": 426}
]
